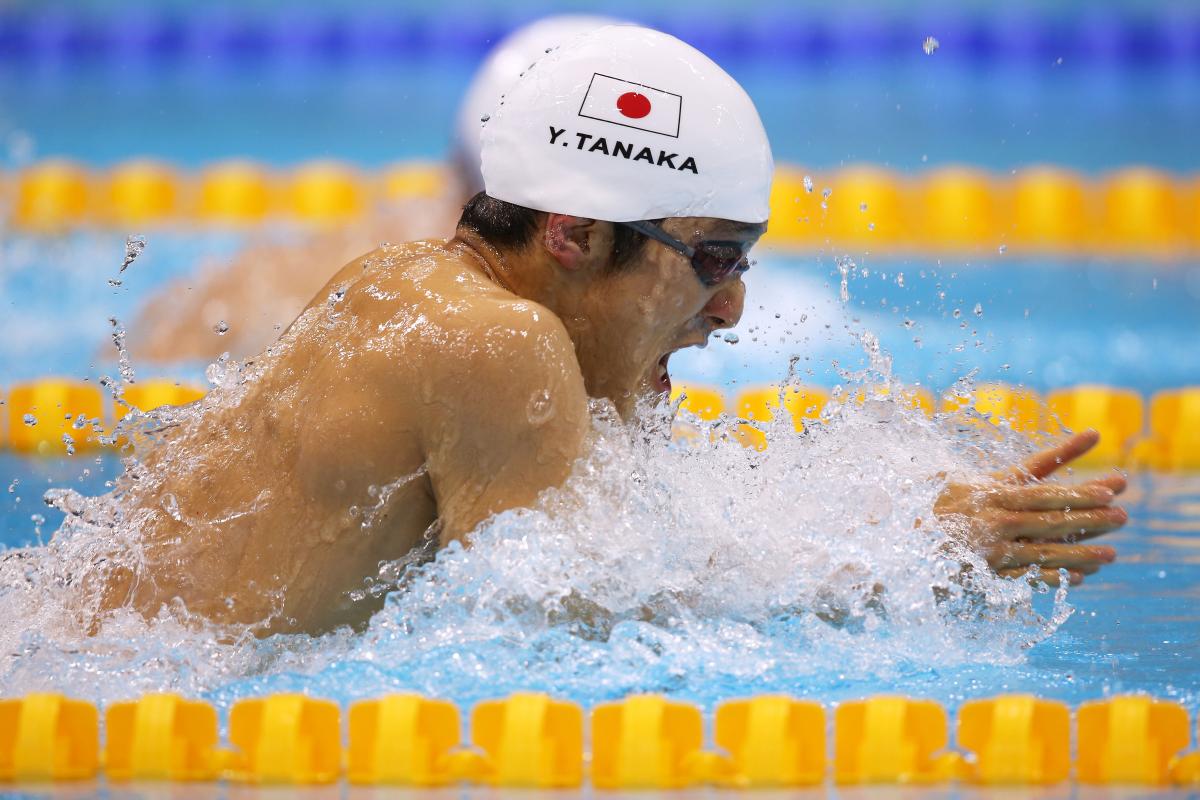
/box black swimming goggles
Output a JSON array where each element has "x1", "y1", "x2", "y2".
[{"x1": 616, "y1": 221, "x2": 751, "y2": 288}]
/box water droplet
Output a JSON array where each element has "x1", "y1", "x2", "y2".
[
  {"x1": 896, "y1": 272, "x2": 905, "y2": 287},
  {"x1": 161, "y1": 492, "x2": 183, "y2": 521},
  {"x1": 998, "y1": 244, "x2": 1007, "y2": 254},
  {"x1": 922, "y1": 35, "x2": 939, "y2": 55},
  {"x1": 526, "y1": 389, "x2": 555, "y2": 425},
  {"x1": 867, "y1": 222, "x2": 876, "y2": 231},
  {"x1": 61, "y1": 433, "x2": 75, "y2": 456},
  {"x1": 859, "y1": 202, "x2": 868, "y2": 212},
  {"x1": 903, "y1": 319, "x2": 915, "y2": 329},
  {"x1": 30, "y1": 513, "x2": 44, "y2": 527},
  {"x1": 22, "y1": 414, "x2": 36, "y2": 426},
  {"x1": 1001, "y1": 363, "x2": 1011, "y2": 370},
  {"x1": 213, "y1": 320, "x2": 229, "y2": 335},
  {"x1": 7, "y1": 479, "x2": 18, "y2": 493},
  {"x1": 973, "y1": 303, "x2": 984, "y2": 317},
  {"x1": 802, "y1": 175, "x2": 814, "y2": 193},
  {"x1": 836, "y1": 256, "x2": 856, "y2": 303},
  {"x1": 120, "y1": 234, "x2": 146, "y2": 272},
  {"x1": 723, "y1": 332, "x2": 740, "y2": 344},
  {"x1": 952, "y1": 308, "x2": 962, "y2": 319},
  {"x1": 480, "y1": 114, "x2": 491, "y2": 123},
  {"x1": 107, "y1": 278, "x2": 123, "y2": 287}
]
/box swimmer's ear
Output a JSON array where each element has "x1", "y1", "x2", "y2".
[{"x1": 543, "y1": 214, "x2": 604, "y2": 272}]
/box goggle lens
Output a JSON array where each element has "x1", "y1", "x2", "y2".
[{"x1": 691, "y1": 243, "x2": 750, "y2": 287}]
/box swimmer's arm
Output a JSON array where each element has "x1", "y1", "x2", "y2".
[
  {"x1": 933, "y1": 430, "x2": 1127, "y2": 586},
  {"x1": 419, "y1": 313, "x2": 590, "y2": 548}
]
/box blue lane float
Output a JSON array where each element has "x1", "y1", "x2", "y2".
[{"x1": 1, "y1": 5, "x2": 1198, "y2": 65}]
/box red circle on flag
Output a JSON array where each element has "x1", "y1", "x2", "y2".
[{"x1": 616, "y1": 92, "x2": 652, "y2": 119}]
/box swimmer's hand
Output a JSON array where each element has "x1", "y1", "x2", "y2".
[{"x1": 933, "y1": 430, "x2": 1127, "y2": 586}]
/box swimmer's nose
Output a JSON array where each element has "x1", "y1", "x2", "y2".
[{"x1": 703, "y1": 278, "x2": 745, "y2": 331}]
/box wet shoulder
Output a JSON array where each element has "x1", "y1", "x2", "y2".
[{"x1": 345, "y1": 242, "x2": 575, "y2": 362}]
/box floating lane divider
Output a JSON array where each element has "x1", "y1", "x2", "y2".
[
  {"x1": 4, "y1": 159, "x2": 1200, "y2": 257},
  {"x1": 2, "y1": 693, "x2": 1200, "y2": 787},
  {"x1": 1, "y1": 379, "x2": 1199, "y2": 470},
  {"x1": 0, "y1": 7, "x2": 1198, "y2": 65}
]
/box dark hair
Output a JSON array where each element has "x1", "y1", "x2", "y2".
[{"x1": 457, "y1": 192, "x2": 653, "y2": 271}]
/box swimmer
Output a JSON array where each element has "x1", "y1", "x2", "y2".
[
  {"x1": 132, "y1": 15, "x2": 618, "y2": 363},
  {"x1": 95, "y1": 25, "x2": 1124, "y2": 635}
]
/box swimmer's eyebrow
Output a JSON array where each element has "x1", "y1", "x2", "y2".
[
  {"x1": 718, "y1": 221, "x2": 767, "y2": 239},
  {"x1": 702, "y1": 221, "x2": 767, "y2": 244}
]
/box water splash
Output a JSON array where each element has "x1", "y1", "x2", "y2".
[{"x1": 0, "y1": 257, "x2": 1067, "y2": 710}]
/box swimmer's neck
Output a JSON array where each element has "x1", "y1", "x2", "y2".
[
  {"x1": 450, "y1": 227, "x2": 569, "y2": 312},
  {"x1": 451, "y1": 227, "x2": 520, "y2": 294}
]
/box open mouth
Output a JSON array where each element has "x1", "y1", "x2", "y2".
[{"x1": 654, "y1": 352, "x2": 672, "y2": 394}]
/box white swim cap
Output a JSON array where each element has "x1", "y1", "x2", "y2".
[
  {"x1": 481, "y1": 25, "x2": 774, "y2": 224},
  {"x1": 454, "y1": 15, "x2": 620, "y2": 196}
]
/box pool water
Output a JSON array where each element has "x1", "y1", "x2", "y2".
[
  {"x1": 1, "y1": 241, "x2": 1198, "y2": 716},
  {"x1": 1, "y1": 6, "x2": 1199, "y2": 732}
]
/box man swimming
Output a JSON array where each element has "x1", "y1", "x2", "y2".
[{"x1": 94, "y1": 25, "x2": 1125, "y2": 635}]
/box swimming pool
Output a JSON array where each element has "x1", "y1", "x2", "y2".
[{"x1": 2, "y1": 1, "x2": 1200, "y2": 789}]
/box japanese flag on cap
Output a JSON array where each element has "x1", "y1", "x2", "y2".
[{"x1": 480, "y1": 25, "x2": 774, "y2": 224}]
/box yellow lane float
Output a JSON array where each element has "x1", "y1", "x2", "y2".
[
  {"x1": 834, "y1": 696, "x2": 961, "y2": 784},
  {"x1": 227, "y1": 694, "x2": 341, "y2": 784},
  {"x1": 382, "y1": 162, "x2": 449, "y2": 201},
  {"x1": 957, "y1": 695, "x2": 1070, "y2": 785},
  {"x1": 6, "y1": 380, "x2": 104, "y2": 454},
  {"x1": 917, "y1": 166, "x2": 1002, "y2": 251},
  {"x1": 4, "y1": 692, "x2": 1200, "y2": 787},
  {"x1": 14, "y1": 160, "x2": 91, "y2": 231},
  {"x1": 1046, "y1": 385, "x2": 1144, "y2": 467},
  {"x1": 105, "y1": 693, "x2": 220, "y2": 782},
  {"x1": 1100, "y1": 167, "x2": 1185, "y2": 256},
  {"x1": 1136, "y1": 386, "x2": 1200, "y2": 471},
  {"x1": 1010, "y1": 166, "x2": 1091, "y2": 252},
  {"x1": 286, "y1": 160, "x2": 365, "y2": 223},
  {"x1": 1077, "y1": 696, "x2": 1191, "y2": 785},
  {"x1": 591, "y1": 695, "x2": 712, "y2": 789},
  {"x1": 715, "y1": 695, "x2": 825, "y2": 787},
  {"x1": 469, "y1": 692, "x2": 584, "y2": 787},
  {"x1": 347, "y1": 694, "x2": 461, "y2": 785},
  {"x1": 5, "y1": 159, "x2": 1199, "y2": 257},
  {"x1": 762, "y1": 167, "x2": 823, "y2": 246},
  {"x1": 0, "y1": 693, "x2": 99, "y2": 782},
  {"x1": 104, "y1": 160, "x2": 179, "y2": 225},
  {"x1": 197, "y1": 160, "x2": 273, "y2": 223},
  {"x1": 825, "y1": 165, "x2": 906, "y2": 248}
]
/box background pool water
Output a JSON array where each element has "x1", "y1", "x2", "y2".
[{"x1": 1, "y1": 0, "x2": 1199, "y2": 719}]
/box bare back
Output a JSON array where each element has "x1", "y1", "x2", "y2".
[{"x1": 100, "y1": 240, "x2": 588, "y2": 634}]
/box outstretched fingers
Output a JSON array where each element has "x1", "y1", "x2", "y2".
[
  {"x1": 997, "y1": 566, "x2": 1085, "y2": 586},
  {"x1": 1005, "y1": 430, "x2": 1101, "y2": 483},
  {"x1": 991, "y1": 542, "x2": 1117, "y2": 571},
  {"x1": 996, "y1": 506, "x2": 1128, "y2": 540},
  {"x1": 994, "y1": 482, "x2": 1117, "y2": 511}
]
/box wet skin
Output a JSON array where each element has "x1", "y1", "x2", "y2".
[
  {"x1": 102, "y1": 216, "x2": 756, "y2": 634},
  {"x1": 100, "y1": 216, "x2": 1126, "y2": 634}
]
